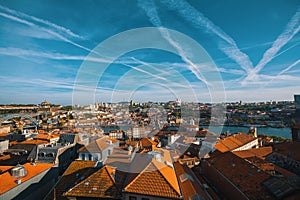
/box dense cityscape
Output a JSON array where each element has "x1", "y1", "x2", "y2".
[
  {"x1": 0, "y1": 95, "x2": 299, "y2": 199},
  {"x1": 1, "y1": 0, "x2": 300, "y2": 200}
]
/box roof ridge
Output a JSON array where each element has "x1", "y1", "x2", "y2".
[
  {"x1": 64, "y1": 166, "x2": 118, "y2": 197},
  {"x1": 153, "y1": 162, "x2": 181, "y2": 197},
  {"x1": 124, "y1": 161, "x2": 155, "y2": 190},
  {"x1": 103, "y1": 166, "x2": 122, "y2": 194},
  {"x1": 228, "y1": 136, "x2": 243, "y2": 146},
  {"x1": 125, "y1": 161, "x2": 181, "y2": 198},
  {"x1": 177, "y1": 163, "x2": 198, "y2": 195},
  {"x1": 219, "y1": 139, "x2": 232, "y2": 151}
]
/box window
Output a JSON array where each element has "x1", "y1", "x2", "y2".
[
  {"x1": 129, "y1": 196, "x2": 137, "y2": 200},
  {"x1": 49, "y1": 152, "x2": 55, "y2": 157},
  {"x1": 40, "y1": 152, "x2": 45, "y2": 157}
]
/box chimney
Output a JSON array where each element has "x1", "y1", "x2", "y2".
[{"x1": 254, "y1": 127, "x2": 257, "y2": 138}]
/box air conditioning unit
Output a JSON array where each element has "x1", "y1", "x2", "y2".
[{"x1": 11, "y1": 165, "x2": 27, "y2": 178}]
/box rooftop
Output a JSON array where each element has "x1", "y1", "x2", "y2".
[
  {"x1": 64, "y1": 166, "x2": 123, "y2": 199},
  {"x1": 18, "y1": 139, "x2": 49, "y2": 145},
  {"x1": 272, "y1": 141, "x2": 300, "y2": 161},
  {"x1": 78, "y1": 136, "x2": 114, "y2": 153},
  {"x1": 207, "y1": 151, "x2": 273, "y2": 199},
  {"x1": 139, "y1": 137, "x2": 157, "y2": 147},
  {"x1": 34, "y1": 133, "x2": 60, "y2": 141},
  {"x1": 124, "y1": 160, "x2": 181, "y2": 199},
  {"x1": 233, "y1": 146, "x2": 273, "y2": 159},
  {"x1": 173, "y1": 162, "x2": 209, "y2": 200},
  {"x1": 45, "y1": 160, "x2": 97, "y2": 200},
  {"x1": 214, "y1": 132, "x2": 256, "y2": 152},
  {"x1": 0, "y1": 163, "x2": 53, "y2": 195}
]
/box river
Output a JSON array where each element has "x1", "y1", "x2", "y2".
[
  {"x1": 202, "y1": 125, "x2": 291, "y2": 139},
  {"x1": 100, "y1": 125, "x2": 292, "y2": 139}
]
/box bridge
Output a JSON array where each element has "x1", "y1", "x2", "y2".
[{"x1": 0, "y1": 113, "x2": 39, "y2": 126}]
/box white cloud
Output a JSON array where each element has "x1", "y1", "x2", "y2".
[
  {"x1": 137, "y1": 0, "x2": 210, "y2": 85},
  {"x1": 275, "y1": 59, "x2": 300, "y2": 77},
  {"x1": 0, "y1": 10, "x2": 93, "y2": 53},
  {"x1": 0, "y1": 5, "x2": 83, "y2": 39},
  {"x1": 160, "y1": 0, "x2": 254, "y2": 73},
  {"x1": 244, "y1": 7, "x2": 300, "y2": 83}
]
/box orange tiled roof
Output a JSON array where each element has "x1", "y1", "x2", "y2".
[
  {"x1": 124, "y1": 160, "x2": 181, "y2": 198},
  {"x1": 214, "y1": 133, "x2": 256, "y2": 152},
  {"x1": 0, "y1": 132, "x2": 9, "y2": 137},
  {"x1": 34, "y1": 133, "x2": 59, "y2": 141},
  {"x1": 174, "y1": 162, "x2": 209, "y2": 200},
  {"x1": 19, "y1": 139, "x2": 49, "y2": 145},
  {"x1": 64, "y1": 166, "x2": 121, "y2": 199},
  {"x1": 0, "y1": 166, "x2": 13, "y2": 172},
  {"x1": 0, "y1": 154, "x2": 11, "y2": 161},
  {"x1": 63, "y1": 160, "x2": 96, "y2": 176},
  {"x1": 106, "y1": 137, "x2": 119, "y2": 143},
  {"x1": 233, "y1": 146, "x2": 273, "y2": 159},
  {"x1": 45, "y1": 160, "x2": 97, "y2": 200},
  {"x1": 9, "y1": 141, "x2": 18, "y2": 146},
  {"x1": 0, "y1": 163, "x2": 53, "y2": 195},
  {"x1": 139, "y1": 138, "x2": 157, "y2": 147}
]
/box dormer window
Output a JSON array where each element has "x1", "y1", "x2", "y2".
[{"x1": 40, "y1": 152, "x2": 46, "y2": 157}]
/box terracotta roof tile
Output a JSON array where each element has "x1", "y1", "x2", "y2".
[
  {"x1": 174, "y1": 162, "x2": 209, "y2": 200},
  {"x1": 124, "y1": 160, "x2": 181, "y2": 198},
  {"x1": 0, "y1": 133, "x2": 9, "y2": 137},
  {"x1": 106, "y1": 137, "x2": 119, "y2": 143},
  {"x1": 233, "y1": 146, "x2": 273, "y2": 159},
  {"x1": 0, "y1": 163, "x2": 53, "y2": 195},
  {"x1": 0, "y1": 154, "x2": 11, "y2": 161},
  {"x1": 34, "y1": 134, "x2": 59, "y2": 141},
  {"x1": 64, "y1": 166, "x2": 122, "y2": 199},
  {"x1": 0, "y1": 166, "x2": 13, "y2": 172},
  {"x1": 214, "y1": 133, "x2": 256, "y2": 152},
  {"x1": 19, "y1": 139, "x2": 49, "y2": 145},
  {"x1": 139, "y1": 138, "x2": 157, "y2": 149},
  {"x1": 206, "y1": 152, "x2": 273, "y2": 199},
  {"x1": 45, "y1": 160, "x2": 97, "y2": 200}
]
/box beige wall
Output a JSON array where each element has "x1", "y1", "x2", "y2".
[
  {"x1": 233, "y1": 139, "x2": 259, "y2": 151},
  {"x1": 0, "y1": 126, "x2": 10, "y2": 134}
]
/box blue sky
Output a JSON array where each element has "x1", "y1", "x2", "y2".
[{"x1": 0, "y1": 0, "x2": 299, "y2": 105}]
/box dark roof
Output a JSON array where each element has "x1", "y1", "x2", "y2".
[
  {"x1": 263, "y1": 176, "x2": 300, "y2": 199},
  {"x1": 272, "y1": 141, "x2": 300, "y2": 161},
  {"x1": 64, "y1": 166, "x2": 123, "y2": 199},
  {"x1": 59, "y1": 134, "x2": 76, "y2": 144},
  {"x1": 206, "y1": 151, "x2": 273, "y2": 199},
  {"x1": 174, "y1": 162, "x2": 210, "y2": 200},
  {"x1": 45, "y1": 160, "x2": 97, "y2": 200}
]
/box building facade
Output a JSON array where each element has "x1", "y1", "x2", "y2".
[{"x1": 292, "y1": 94, "x2": 300, "y2": 141}]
